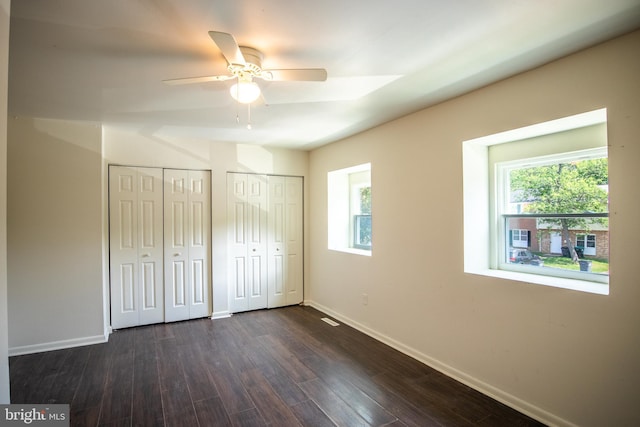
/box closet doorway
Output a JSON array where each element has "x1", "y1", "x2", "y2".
[
  {"x1": 227, "y1": 173, "x2": 303, "y2": 313},
  {"x1": 109, "y1": 166, "x2": 211, "y2": 329}
]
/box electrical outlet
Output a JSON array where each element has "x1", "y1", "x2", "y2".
[{"x1": 362, "y1": 293, "x2": 368, "y2": 306}]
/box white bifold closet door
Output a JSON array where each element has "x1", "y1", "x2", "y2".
[
  {"x1": 228, "y1": 173, "x2": 268, "y2": 312},
  {"x1": 109, "y1": 167, "x2": 165, "y2": 329},
  {"x1": 228, "y1": 173, "x2": 303, "y2": 313},
  {"x1": 164, "y1": 169, "x2": 211, "y2": 322},
  {"x1": 267, "y1": 176, "x2": 303, "y2": 308},
  {"x1": 109, "y1": 166, "x2": 211, "y2": 329}
]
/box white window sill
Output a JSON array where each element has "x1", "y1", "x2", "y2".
[
  {"x1": 467, "y1": 268, "x2": 609, "y2": 295},
  {"x1": 329, "y1": 247, "x2": 372, "y2": 257}
]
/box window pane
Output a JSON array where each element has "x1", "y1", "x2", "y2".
[
  {"x1": 354, "y1": 215, "x2": 372, "y2": 249},
  {"x1": 503, "y1": 155, "x2": 608, "y2": 277},
  {"x1": 348, "y1": 169, "x2": 371, "y2": 251},
  {"x1": 360, "y1": 186, "x2": 371, "y2": 214},
  {"x1": 508, "y1": 158, "x2": 608, "y2": 215}
]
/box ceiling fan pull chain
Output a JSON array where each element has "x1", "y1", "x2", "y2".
[
  {"x1": 247, "y1": 103, "x2": 252, "y2": 130},
  {"x1": 236, "y1": 80, "x2": 240, "y2": 124}
]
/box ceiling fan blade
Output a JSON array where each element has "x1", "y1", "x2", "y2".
[
  {"x1": 163, "y1": 75, "x2": 234, "y2": 85},
  {"x1": 208, "y1": 31, "x2": 245, "y2": 66},
  {"x1": 263, "y1": 68, "x2": 327, "y2": 82}
]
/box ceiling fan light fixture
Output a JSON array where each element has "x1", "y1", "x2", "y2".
[{"x1": 230, "y1": 80, "x2": 260, "y2": 104}]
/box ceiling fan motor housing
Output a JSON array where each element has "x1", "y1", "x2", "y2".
[{"x1": 228, "y1": 46, "x2": 264, "y2": 79}]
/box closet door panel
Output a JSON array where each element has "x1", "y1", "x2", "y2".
[
  {"x1": 109, "y1": 166, "x2": 163, "y2": 329},
  {"x1": 164, "y1": 169, "x2": 191, "y2": 322},
  {"x1": 187, "y1": 170, "x2": 211, "y2": 319},
  {"x1": 233, "y1": 257, "x2": 246, "y2": 298},
  {"x1": 137, "y1": 168, "x2": 164, "y2": 325},
  {"x1": 167, "y1": 198, "x2": 188, "y2": 318},
  {"x1": 119, "y1": 263, "x2": 136, "y2": 313},
  {"x1": 228, "y1": 173, "x2": 249, "y2": 313},
  {"x1": 192, "y1": 260, "x2": 204, "y2": 304},
  {"x1": 246, "y1": 174, "x2": 268, "y2": 310},
  {"x1": 228, "y1": 173, "x2": 268, "y2": 313},
  {"x1": 268, "y1": 176, "x2": 286, "y2": 308},
  {"x1": 141, "y1": 262, "x2": 157, "y2": 309},
  {"x1": 285, "y1": 177, "x2": 303, "y2": 305},
  {"x1": 110, "y1": 167, "x2": 139, "y2": 329}
]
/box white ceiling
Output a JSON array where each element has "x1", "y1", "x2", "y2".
[{"x1": 8, "y1": 0, "x2": 640, "y2": 150}]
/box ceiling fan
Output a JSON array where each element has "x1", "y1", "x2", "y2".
[{"x1": 164, "y1": 31, "x2": 327, "y2": 104}]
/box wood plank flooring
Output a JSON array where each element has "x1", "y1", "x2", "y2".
[{"x1": 9, "y1": 306, "x2": 546, "y2": 426}]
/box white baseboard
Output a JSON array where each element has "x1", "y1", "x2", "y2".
[
  {"x1": 211, "y1": 310, "x2": 232, "y2": 320},
  {"x1": 304, "y1": 300, "x2": 574, "y2": 427},
  {"x1": 9, "y1": 334, "x2": 108, "y2": 357}
]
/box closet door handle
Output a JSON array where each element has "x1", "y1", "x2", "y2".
[
  {"x1": 174, "y1": 252, "x2": 181, "y2": 257},
  {"x1": 141, "y1": 253, "x2": 151, "y2": 258}
]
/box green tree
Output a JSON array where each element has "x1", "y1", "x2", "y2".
[
  {"x1": 510, "y1": 158, "x2": 608, "y2": 262},
  {"x1": 576, "y1": 158, "x2": 608, "y2": 185},
  {"x1": 360, "y1": 186, "x2": 371, "y2": 214}
]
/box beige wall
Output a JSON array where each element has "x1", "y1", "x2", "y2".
[
  {"x1": 308, "y1": 30, "x2": 640, "y2": 427},
  {"x1": 102, "y1": 127, "x2": 310, "y2": 319},
  {"x1": 7, "y1": 118, "x2": 104, "y2": 352},
  {"x1": 0, "y1": 0, "x2": 10, "y2": 404}
]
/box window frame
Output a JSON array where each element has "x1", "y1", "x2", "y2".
[
  {"x1": 495, "y1": 148, "x2": 608, "y2": 283},
  {"x1": 463, "y1": 108, "x2": 609, "y2": 295}
]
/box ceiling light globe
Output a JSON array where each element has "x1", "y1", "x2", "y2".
[{"x1": 230, "y1": 81, "x2": 261, "y2": 104}]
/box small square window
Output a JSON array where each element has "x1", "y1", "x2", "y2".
[{"x1": 328, "y1": 163, "x2": 372, "y2": 255}]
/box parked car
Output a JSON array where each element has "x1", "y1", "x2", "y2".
[{"x1": 508, "y1": 248, "x2": 542, "y2": 265}]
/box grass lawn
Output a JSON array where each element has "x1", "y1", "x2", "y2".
[{"x1": 539, "y1": 255, "x2": 609, "y2": 273}]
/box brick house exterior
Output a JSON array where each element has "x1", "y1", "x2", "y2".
[
  {"x1": 538, "y1": 229, "x2": 609, "y2": 259},
  {"x1": 508, "y1": 217, "x2": 608, "y2": 259}
]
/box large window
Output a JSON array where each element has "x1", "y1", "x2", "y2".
[
  {"x1": 497, "y1": 149, "x2": 608, "y2": 281},
  {"x1": 463, "y1": 109, "x2": 609, "y2": 294},
  {"x1": 328, "y1": 163, "x2": 372, "y2": 255}
]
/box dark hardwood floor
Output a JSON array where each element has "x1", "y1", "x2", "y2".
[{"x1": 9, "y1": 306, "x2": 545, "y2": 426}]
